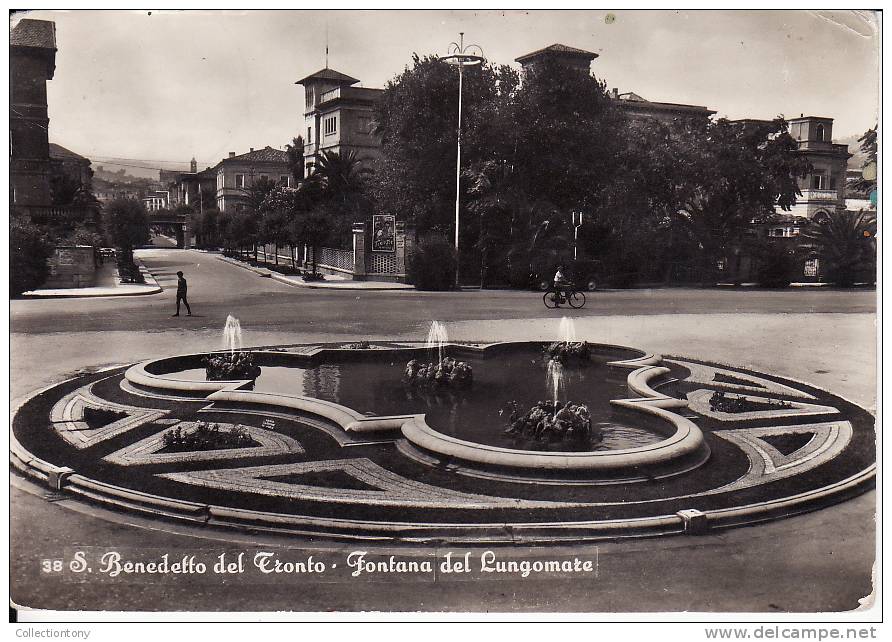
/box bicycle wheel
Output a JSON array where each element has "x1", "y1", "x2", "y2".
[
  {"x1": 568, "y1": 291, "x2": 586, "y2": 308},
  {"x1": 543, "y1": 290, "x2": 560, "y2": 309}
]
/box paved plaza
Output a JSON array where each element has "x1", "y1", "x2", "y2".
[{"x1": 10, "y1": 248, "x2": 877, "y2": 614}]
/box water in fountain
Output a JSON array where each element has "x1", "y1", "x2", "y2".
[
  {"x1": 546, "y1": 358, "x2": 565, "y2": 406},
  {"x1": 222, "y1": 315, "x2": 243, "y2": 355},
  {"x1": 426, "y1": 320, "x2": 449, "y2": 364},
  {"x1": 558, "y1": 316, "x2": 577, "y2": 345}
]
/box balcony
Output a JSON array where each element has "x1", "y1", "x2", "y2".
[{"x1": 319, "y1": 87, "x2": 342, "y2": 104}]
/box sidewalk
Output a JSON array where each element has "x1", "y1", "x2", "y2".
[
  {"x1": 217, "y1": 255, "x2": 414, "y2": 290},
  {"x1": 21, "y1": 259, "x2": 162, "y2": 298}
]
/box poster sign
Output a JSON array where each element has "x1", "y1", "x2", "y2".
[{"x1": 372, "y1": 214, "x2": 396, "y2": 253}]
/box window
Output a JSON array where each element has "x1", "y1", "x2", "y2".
[
  {"x1": 324, "y1": 116, "x2": 337, "y2": 136},
  {"x1": 811, "y1": 174, "x2": 826, "y2": 190},
  {"x1": 804, "y1": 258, "x2": 819, "y2": 277},
  {"x1": 235, "y1": 174, "x2": 245, "y2": 188},
  {"x1": 260, "y1": 174, "x2": 269, "y2": 183},
  {"x1": 307, "y1": 127, "x2": 312, "y2": 144},
  {"x1": 815, "y1": 124, "x2": 825, "y2": 142},
  {"x1": 280, "y1": 175, "x2": 291, "y2": 187}
]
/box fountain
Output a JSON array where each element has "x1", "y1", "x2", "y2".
[
  {"x1": 222, "y1": 314, "x2": 243, "y2": 354},
  {"x1": 547, "y1": 317, "x2": 591, "y2": 363},
  {"x1": 205, "y1": 315, "x2": 260, "y2": 381},
  {"x1": 425, "y1": 320, "x2": 449, "y2": 364},
  {"x1": 558, "y1": 316, "x2": 577, "y2": 344},
  {"x1": 546, "y1": 357, "x2": 565, "y2": 405},
  {"x1": 405, "y1": 321, "x2": 473, "y2": 389}
]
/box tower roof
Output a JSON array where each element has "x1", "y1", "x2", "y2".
[
  {"x1": 11, "y1": 18, "x2": 57, "y2": 50},
  {"x1": 515, "y1": 43, "x2": 598, "y2": 65},
  {"x1": 295, "y1": 67, "x2": 360, "y2": 86}
]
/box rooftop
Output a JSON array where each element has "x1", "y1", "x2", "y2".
[
  {"x1": 296, "y1": 67, "x2": 360, "y2": 86},
  {"x1": 221, "y1": 146, "x2": 289, "y2": 164},
  {"x1": 515, "y1": 43, "x2": 599, "y2": 64},
  {"x1": 49, "y1": 143, "x2": 90, "y2": 162},
  {"x1": 10, "y1": 18, "x2": 56, "y2": 49}
]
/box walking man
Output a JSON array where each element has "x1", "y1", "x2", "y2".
[{"x1": 173, "y1": 270, "x2": 192, "y2": 317}]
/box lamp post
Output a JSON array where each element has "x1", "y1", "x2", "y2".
[
  {"x1": 572, "y1": 210, "x2": 584, "y2": 261},
  {"x1": 443, "y1": 33, "x2": 483, "y2": 288}
]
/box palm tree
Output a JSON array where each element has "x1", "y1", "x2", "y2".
[
  {"x1": 801, "y1": 209, "x2": 877, "y2": 286},
  {"x1": 310, "y1": 150, "x2": 371, "y2": 210}
]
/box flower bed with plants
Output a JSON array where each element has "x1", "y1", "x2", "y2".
[
  {"x1": 708, "y1": 390, "x2": 793, "y2": 413},
  {"x1": 160, "y1": 422, "x2": 259, "y2": 453}
]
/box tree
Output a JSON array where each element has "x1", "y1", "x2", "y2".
[
  {"x1": 240, "y1": 176, "x2": 278, "y2": 214},
  {"x1": 258, "y1": 186, "x2": 298, "y2": 266},
  {"x1": 285, "y1": 136, "x2": 305, "y2": 184},
  {"x1": 10, "y1": 216, "x2": 51, "y2": 296},
  {"x1": 102, "y1": 198, "x2": 150, "y2": 264},
  {"x1": 849, "y1": 125, "x2": 877, "y2": 196},
  {"x1": 508, "y1": 56, "x2": 622, "y2": 212},
  {"x1": 801, "y1": 209, "x2": 876, "y2": 286},
  {"x1": 374, "y1": 54, "x2": 517, "y2": 234},
  {"x1": 310, "y1": 149, "x2": 372, "y2": 235},
  {"x1": 663, "y1": 117, "x2": 811, "y2": 283}
]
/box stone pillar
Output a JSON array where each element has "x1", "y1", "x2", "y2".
[
  {"x1": 352, "y1": 222, "x2": 367, "y2": 280},
  {"x1": 401, "y1": 223, "x2": 416, "y2": 283},
  {"x1": 395, "y1": 221, "x2": 407, "y2": 278}
]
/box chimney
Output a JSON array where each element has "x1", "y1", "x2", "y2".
[
  {"x1": 250, "y1": 147, "x2": 254, "y2": 153},
  {"x1": 229, "y1": 152, "x2": 236, "y2": 158},
  {"x1": 611, "y1": 88, "x2": 619, "y2": 99}
]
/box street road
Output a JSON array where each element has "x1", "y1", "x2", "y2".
[{"x1": 9, "y1": 248, "x2": 879, "y2": 614}]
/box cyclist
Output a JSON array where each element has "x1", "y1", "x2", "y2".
[{"x1": 552, "y1": 265, "x2": 573, "y2": 305}]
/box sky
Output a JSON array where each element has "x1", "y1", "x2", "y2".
[{"x1": 13, "y1": 8, "x2": 881, "y2": 176}]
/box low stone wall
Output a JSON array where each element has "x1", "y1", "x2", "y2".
[{"x1": 44, "y1": 245, "x2": 96, "y2": 288}]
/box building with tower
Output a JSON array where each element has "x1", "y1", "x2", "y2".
[
  {"x1": 10, "y1": 18, "x2": 57, "y2": 211},
  {"x1": 514, "y1": 43, "x2": 715, "y2": 127},
  {"x1": 296, "y1": 68, "x2": 383, "y2": 176},
  {"x1": 787, "y1": 115, "x2": 851, "y2": 220}
]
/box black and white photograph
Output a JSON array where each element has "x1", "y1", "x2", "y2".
[{"x1": 8, "y1": 6, "x2": 881, "y2": 628}]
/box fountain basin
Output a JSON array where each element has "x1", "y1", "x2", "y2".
[{"x1": 124, "y1": 342, "x2": 708, "y2": 475}]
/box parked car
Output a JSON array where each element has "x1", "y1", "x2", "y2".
[{"x1": 99, "y1": 247, "x2": 117, "y2": 258}]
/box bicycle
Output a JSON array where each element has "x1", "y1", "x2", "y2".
[{"x1": 543, "y1": 286, "x2": 586, "y2": 309}]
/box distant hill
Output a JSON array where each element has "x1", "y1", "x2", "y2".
[{"x1": 93, "y1": 164, "x2": 159, "y2": 183}]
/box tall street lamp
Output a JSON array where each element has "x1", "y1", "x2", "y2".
[{"x1": 443, "y1": 33, "x2": 483, "y2": 288}]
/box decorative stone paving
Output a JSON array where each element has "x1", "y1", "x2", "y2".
[
  {"x1": 12, "y1": 342, "x2": 875, "y2": 541},
  {"x1": 50, "y1": 382, "x2": 169, "y2": 449},
  {"x1": 161, "y1": 458, "x2": 563, "y2": 508},
  {"x1": 706, "y1": 422, "x2": 852, "y2": 494},
  {"x1": 667, "y1": 359, "x2": 817, "y2": 400}
]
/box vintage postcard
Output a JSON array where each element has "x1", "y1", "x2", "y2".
[{"x1": 8, "y1": 7, "x2": 880, "y2": 629}]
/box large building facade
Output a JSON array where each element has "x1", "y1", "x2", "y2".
[
  {"x1": 10, "y1": 18, "x2": 57, "y2": 210},
  {"x1": 296, "y1": 68, "x2": 383, "y2": 176},
  {"x1": 211, "y1": 147, "x2": 291, "y2": 212}
]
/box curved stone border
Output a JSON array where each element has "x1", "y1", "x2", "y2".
[
  {"x1": 9, "y1": 351, "x2": 876, "y2": 543},
  {"x1": 124, "y1": 344, "x2": 702, "y2": 473}
]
